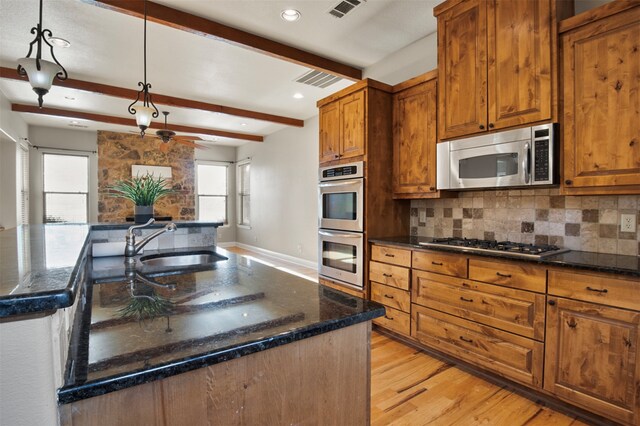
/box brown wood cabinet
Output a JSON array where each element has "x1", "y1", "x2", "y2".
[
  {"x1": 434, "y1": 0, "x2": 573, "y2": 140},
  {"x1": 560, "y1": 3, "x2": 640, "y2": 195},
  {"x1": 392, "y1": 71, "x2": 439, "y2": 198},
  {"x1": 318, "y1": 89, "x2": 366, "y2": 164},
  {"x1": 545, "y1": 296, "x2": 640, "y2": 425}
]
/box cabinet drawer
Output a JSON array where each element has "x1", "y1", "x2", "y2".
[
  {"x1": 371, "y1": 245, "x2": 411, "y2": 267},
  {"x1": 469, "y1": 258, "x2": 546, "y2": 293},
  {"x1": 548, "y1": 270, "x2": 640, "y2": 311},
  {"x1": 412, "y1": 250, "x2": 467, "y2": 277},
  {"x1": 412, "y1": 271, "x2": 545, "y2": 341},
  {"x1": 369, "y1": 261, "x2": 410, "y2": 290},
  {"x1": 412, "y1": 305, "x2": 543, "y2": 388},
  {"x1": 374, "y1": 306, "x2": 410, "y2": 336},
  {"x1": 371, "y1": 282, "x2": 410, "y2": 313}
]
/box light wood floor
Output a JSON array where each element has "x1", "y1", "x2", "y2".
[{"x1": 227, "y1": 246, "x2": 588, "y2": 425}]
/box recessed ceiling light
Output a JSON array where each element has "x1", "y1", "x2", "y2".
[
  {"x1": 241, "y1": 123, "x2": 247, "y2": 126},
  {"x1": 64, "y1": 96, "x2": 76, "y2": 100},
  {"x1": 293, "y1": 93, "x2": 304, "y2": 99},
  {"x1": 48, "y1": 37, "x2": 71, "y2": 48},
  {"x1": 70, "y1": 120, "x2": 79, "y2": 125},
  {"x1": 281, "y1": 9, "x2": 301, "y2": 22}
]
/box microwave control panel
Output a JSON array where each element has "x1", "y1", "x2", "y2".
[{"x1": 532, "y1": 125, "x2": 554, "y2": 184}]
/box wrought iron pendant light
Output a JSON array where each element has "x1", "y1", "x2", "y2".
[
  {"x1": 17, "y1": 0, "x2": 68, "y2": 108},
  {"x1": 127, "y1": 0, "x2": 158, "y2": 137}
]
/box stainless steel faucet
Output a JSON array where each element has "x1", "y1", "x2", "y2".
[{"x1": 125, "y1": 218, "x2": 177, "y2": 262}]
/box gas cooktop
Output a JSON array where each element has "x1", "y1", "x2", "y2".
[{"x1": 418, "y1": 237, "x2": 570, "y2": 259}]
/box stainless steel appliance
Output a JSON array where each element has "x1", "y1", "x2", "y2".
[
  {"x1": 418, "y1": 237, "x2": 569, "y2": 259},
  {"x1": 318, "y1": 229, "x2": 363, "y2": 288},
  {"x1": 437, "y1": 123, "x2": 557, "y2": 190},
  {"x1": 318, "y1": 162, "x2": 364, "y2": 232},
  {"x1": 318, "y1": 161, "x2": 365, "y2": 289}
]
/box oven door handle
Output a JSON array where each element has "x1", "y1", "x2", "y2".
[
  {"x1": 319, "y1": 230, "x2": 362, "y2": 238},
  {"x1": 523, "y1": 142, "x2": 531, "y2": 184},
  {"x1": 319, "y1": 179, "x2": 362, "y2": 188}
]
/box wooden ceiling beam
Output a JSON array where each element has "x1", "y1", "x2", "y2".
[
  {"x1": 0, "y1": 67, "x2": 303, "y2": 127},
  {"x1": 86, "y1": 0, "x2": 362, "y2": 81},
  {"x1": 11, "y1": 104, "x2": 264, "y2": 142}
]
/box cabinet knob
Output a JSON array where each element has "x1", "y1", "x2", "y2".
[
  {"x1": 488, "y1": 123, "x2": 495, "y2": 129},
  {"x1": 479, "y1": 124, "x2": 485, "y2": 130},
  {"x1": 548, "y1": 300, "x2": 556, "y2": 306},
  {"x1": 429, "y1": 186, "x2": 435, "y2": 191},
  {"x1": 565, "y1": 179, "x2": 573, "y2": 185},
  {"x1": 334, "y1": 154, "x2": 339, "y2": 159}
]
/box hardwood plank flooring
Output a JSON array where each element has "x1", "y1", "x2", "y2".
[{"x1": 223, "y1": 246, "x2": 588, "y2": 425}]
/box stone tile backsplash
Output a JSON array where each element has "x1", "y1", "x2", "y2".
[
  {"x1": 410, "y1": 189, "x2": 640, "y2": 256},
  {"x1": 91, "y1": 226, "x2": 217, "y2": 251}
]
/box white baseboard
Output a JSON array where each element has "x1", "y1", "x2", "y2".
[{"x1": 224, "y1": 242, "x2": 318, "y2": 270}]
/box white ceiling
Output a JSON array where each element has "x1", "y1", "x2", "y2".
[{"x1": 0, "y1": 0, "x2": 438, "y2": 146}]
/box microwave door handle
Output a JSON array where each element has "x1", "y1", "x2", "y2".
[
  {"x1": 319, "y1": 230, "x2": 361, "y2": 238},
  {"x1": 523, "y1": 142, "x2": 531, "y2": 184}
]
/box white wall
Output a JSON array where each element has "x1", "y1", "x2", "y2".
[
  {"x1": 0, "y1": 89, "x2": 28, "y2": 230},
  {"x1": 27, "y1": 126, "x2": 98, "y2": 224},
  {"x1": 235, "y1": 117, "x2": 319, "y2": 262},
  {"x1": 195, "y1": 145, "x2": 237, "y2": 243}
]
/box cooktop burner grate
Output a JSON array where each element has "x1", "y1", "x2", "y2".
[{"x1": 420, "y1": 238, "x2": 569, "y2": 259}]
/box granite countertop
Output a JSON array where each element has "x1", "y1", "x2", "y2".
[
  {"x1": 0, "y1": 222, "x2": 223, "y2": 318},
  {"x1": 369, "y1": 236, "x2": 640, "y2": 278},
  {"x1": 58, "y1": 247, "x2": 384, "y2": 404}
]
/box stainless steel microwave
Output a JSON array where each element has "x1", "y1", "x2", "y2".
[{"x1": 437, "y1": 124, "x2": 557, "y2": 190}]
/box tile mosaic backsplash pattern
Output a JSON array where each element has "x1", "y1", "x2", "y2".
[
  {"x1": 410, "y1": 189, "x2": 640, "y2": 256},
  {"x1": 91, "y1": 226, "x2": 217, "y2": 251}
]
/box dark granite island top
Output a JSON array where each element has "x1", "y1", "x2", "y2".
[
  {"x1": 58, "y1": 247, "x2": 384, "y2": 405},
  {"x1": 0, "y1": 222, "x2": 223, "y2": 318},
  {"x1": 369, "y1": 236, "x2": 640, "y2": 277}
]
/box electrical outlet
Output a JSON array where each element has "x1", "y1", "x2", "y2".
[
  {"x1": 419, "y1": 209, "x2": 427, "y2": 223},
  {"x1": 620, "y1": 214, "x2": 637, "y2": 233}
]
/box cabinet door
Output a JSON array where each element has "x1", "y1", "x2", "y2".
[
  {"x1": 393, "y1": 79, "x2": 437, "y2": 197},
  {"x1": 319, "y1": 102, "x2": 340, "y2": 163},
  {"x1": 437, "y1": 0, "x2": 487, "y2": 140},
  {"x1": 562, "y1": 7, "x2": 640, "y2": 192},
  {"x1": 545, "y1": 297, "x2": 640, "y2": 425},
  {"x1": 340, "y1": 90, "x2": 366, "y2": 159},
  {"x1": 487, "y1": 0, "x2": 553, "y2": 130}
]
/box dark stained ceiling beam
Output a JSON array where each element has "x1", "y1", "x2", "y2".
[
  {"x1": 12, "y1": 104, "x2": 264, "y2": 142},
  {"x1": 0, "y1": 67, "x2": 303, "y2": 127},
  {"x1": 85, "y1": 0, "x2": 362, "y2": 81}
]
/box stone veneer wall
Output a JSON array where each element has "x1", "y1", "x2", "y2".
[
  {"x1": 410, "y1": 189, "x2": 640, "y2": 256},
  {"x1": 97, "y1": 131, "x2": 195, "y2": 222}
]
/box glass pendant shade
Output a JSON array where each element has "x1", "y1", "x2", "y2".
[
  {"x1": 135, "y1": 106, "x2": 155, "y2": 130},
  {"x1": 18, "y1": 58, "x2": 62, "y2": 106}
]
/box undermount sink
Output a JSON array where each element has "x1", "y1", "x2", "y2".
[{"x1": 140, "y1": 251, "x2": 228, "y2": 267}]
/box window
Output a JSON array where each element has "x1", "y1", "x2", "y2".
[
  {"x1": 16, "y1": 144, "x2": 29, "y2": 225},
  {"x1": 43, "y1": 153, "x2": 89, "y2": 223},
  {"x1": 237, "y1": 161, "x2": 250, "y2": 226},
  {"x1": 196, "y1": 163, "x2": 228, "y2": 223}
]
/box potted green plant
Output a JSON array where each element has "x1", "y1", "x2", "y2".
[{"x1": 108, "y1": 172, "x2": 173, "y2": 223}]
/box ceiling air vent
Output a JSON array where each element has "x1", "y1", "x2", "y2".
[
  {"x1": 295, "y1": 70, "x2": 343, "y2": 89},
  {"x1": 328, "y1": 0, "x2": 364, "y2": 19}
]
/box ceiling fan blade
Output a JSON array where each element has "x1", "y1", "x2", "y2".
[
  {"x1": 173, "y1": 135, "x2": 203, "y2": 141},
  {"x1": 176, "y1": 139, "x2": 209, "y2": 150}
]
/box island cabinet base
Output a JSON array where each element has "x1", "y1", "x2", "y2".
[{"x1": 60, "y1": 322, "x2": 372, "y2": 426}]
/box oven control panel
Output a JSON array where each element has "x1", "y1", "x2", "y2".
[{"x1": 319, "y1": 161, "x2": 364, "y2": 181}]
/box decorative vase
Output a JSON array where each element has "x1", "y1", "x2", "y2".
[{"x1": 134, "y1": 205, "x2": 153, "y2": 223}]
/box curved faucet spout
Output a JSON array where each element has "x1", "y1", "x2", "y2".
[{"x1": 124, "y1": 221, "x2": 177, "y2": 261}]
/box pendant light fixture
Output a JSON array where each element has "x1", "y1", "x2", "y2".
[
  {"x1": 127, "y1": 0, "x2": 158, "y2": 136},
  {"x1": 17, "y1": 0, "x2": 68, "y2": 108}
]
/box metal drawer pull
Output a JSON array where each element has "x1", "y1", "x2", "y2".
[
  {"x1": 383, "y1": 273, "x2": 393, "y2": 278},
  {"x1": 384, "y1": 294, "x2": 394, "y2": 299},
  {"x1": 460, "y1": 296, "x2": 473, "y2": 303},
  {"x1": 461, "y1": 282, "x2": 470, "y2": 288},
  {"x1": 432, "y1": 261, "x2": 443, "y2": 266},
  {"x1": 459, "y1": 336, "x2": 473, "y2": 343},
  {"x1": 385, "y1": 253, "x2": 395, "y2": 257},
  {"x1": 496, "y1": 272, "x2": 512, "y2": 278},
  {"x1": 586, "y1": 286, "x2": 608, "y2": 293},
  {"x1": 384, "y1": 315, "x2": 394, "y2": 320}
]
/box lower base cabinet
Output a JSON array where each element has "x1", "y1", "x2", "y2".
[
  {"x1": 412, "y1": 304, "x2": 543, "y2": 389},
  {"x1": 544, "y1": 297, "x2": 640, "y2": 425},
  {"x1": 373, "y1": 306, "x2": 410, "y2": 336}
]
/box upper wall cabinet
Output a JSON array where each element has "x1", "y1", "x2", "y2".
[
  {"x1": 392, "y1": 71, "x2": 440, "y2": 198},
  {"x1": 434, "y1": 0, "x2": 574, "y2": 141},
  {"x1": 318, "y1": 89, "x2": 366, "y2": 164},
  {"x1": 560, "y1": 2, "x2": 640, "y2": 195}
]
